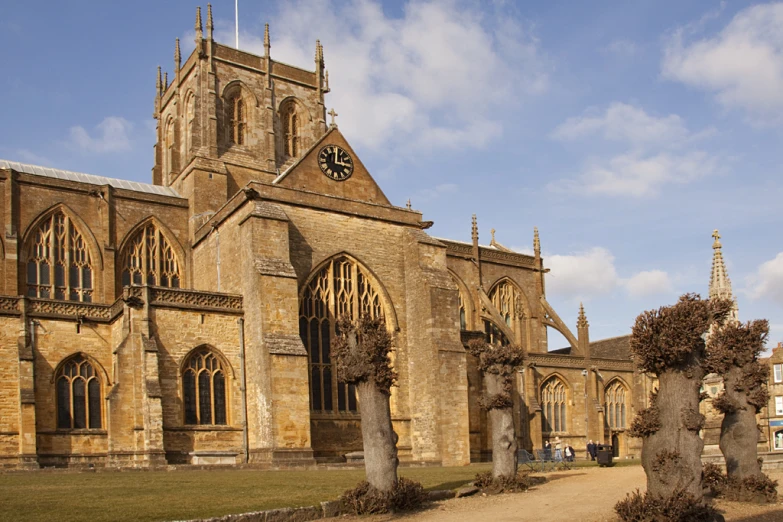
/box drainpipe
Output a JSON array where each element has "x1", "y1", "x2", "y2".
[{"x1": 238, "y1": 318, "x2": 249, "y2": 463}]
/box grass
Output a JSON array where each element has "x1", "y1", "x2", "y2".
[
  {"x1": 0, "y1": 460, "x2": 641, "y2": 521},
  {"x1": 0, "y1": 464, "x2": 491, "y2": 522}
]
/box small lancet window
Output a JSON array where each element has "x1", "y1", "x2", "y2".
[
  {"x1": 26, "y1": 211, "x2": 93, "y2": 302},
  {"x1": 283, "y1": 104, "x2": 300, "y2": 157},
  {"x1": 229, "y1": 95, "x2": 245, "y2": 146},
  {"x1": 56, "y1": 354, "x2": 102, "y2": 429},
  {"x1": 182, "y1": 348, "x2": 228, "y2": 425},
  {"x1": 121, "y1": 223, "x2": 181, "y2": 288}
]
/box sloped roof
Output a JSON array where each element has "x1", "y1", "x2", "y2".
[
  {"x1": 0, "y1": 159, "x2": 180, "y2": 197},
  {"x1": 590, "y1": 335, "x2": 631, "y2": 360}
]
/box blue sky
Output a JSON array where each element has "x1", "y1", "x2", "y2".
[{"x1": 1, "y1": 0, "x2": 782, "y2": 347}]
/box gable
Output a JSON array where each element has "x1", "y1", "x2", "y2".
[{"x1": 272, "y1": 128, "x2": 391, "y2": 206}]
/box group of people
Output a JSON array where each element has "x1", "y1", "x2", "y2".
[
  {"x1": 586, "y1": 440, "x2": 608, "y2": 461},
  {"x1": 542, "y1": 437, "x2": 576, "y2": 462}
]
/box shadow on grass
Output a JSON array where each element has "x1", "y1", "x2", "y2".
[
  {"x1": 536, "y1": 472, "x2": 587, "y2": 483},
  {"x1": 426, "y1": 479, "x2": 475, "y2": 491},
  {"x1": 729, "y1": 508, "x2": 783, "y2": 521}
]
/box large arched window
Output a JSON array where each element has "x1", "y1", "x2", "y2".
[
  {"x1": 121, "y1": 222, "x2": 181, "y2": 288},
  {"x1": 228, "y1": 95, "x2": 245, "y2": 146},
  {"x1": 605, "y1": 380, "x2": 627, "y2": 430},
  {"x1": 282, "y1": 102, "x2": 300, "y2": 158},
  {"x1": 56, "y1": 354, "x2": 102, "y2": 429},
  {"x1": 26, "y1": 211, "x2": 93, "y2": 302},
  {"x1": 182, "y1": 348, "x2": 228, "y2": 425},
  {"x1": 299, "y1": 256, "x2": 385, "y2": 413},
  {"x1": 541, "y1": 376, "x2": 567, "y2": 434},
  {"x1": 488, "y1": 280, "x2": 522, "y2": 327}
]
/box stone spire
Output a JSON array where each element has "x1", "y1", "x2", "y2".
[
  {"x1": 577, "y1": 302, "x2": 589, "y2": 329},
  {"x1": 206, "y1": 3, "x2": 214, "y2": 40},
  {"x1": 174, "y1": 38, "x2": 181, "y2": 70},
  {"x1": 264, "y1": 23, "x2": 270, "y2": 57},
  {"x1": 533, "y1": 227, "x2": 540, "y2": 257},
  {"x1": 471, "y1": 214, "x2": 478, "y2": 246},
  {"x1": 163, "y1": 72, "x2": 168, "y2": 91},
  {"x1": 156, "y1": 66, "x2": 163, "y2": 97},
  {"x1": 315, "y1": 40, "x2": 324, "y2": 67},
  {"x1": 195, "y1": 6, "x2": 203, "y2": 42},
  {"x1": 709, "y1": 229, "x2": 739, "y2": 322}
]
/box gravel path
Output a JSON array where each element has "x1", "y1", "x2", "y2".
[{"x1": 355, "y1": 465, "x2": 783, "y2": 522}]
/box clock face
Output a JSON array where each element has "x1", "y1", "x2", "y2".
[{"x1": 318, "y1": 145, "x2": 354, "y2": 181}]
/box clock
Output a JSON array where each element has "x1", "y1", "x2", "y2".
[{"x1": 318, "y1": 145, "x2": 354, "y2": 181}]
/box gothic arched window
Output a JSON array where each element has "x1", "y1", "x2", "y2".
[
  {"x1": 541, "y1": 376, "x2": 567, "y2": 434},
  {"x1": 299, "y1": 256, "x2": 385, "y2": 413},
  {"x1": 283, "y1": 103, "x2": 300, "y2": 157},
  {"x1": 228, "y1": 95, "x2": 245, "y2": 146},
  {"x1": 458, "y1": 291, "x2": 466, "y2": 331},
  {"x1": 605, "y1": 380, "x2": 627, "y2": 429},
  {"x1": 182, "y1": 348, "x2": 228, "y2": 425},
  {"x1": 121, "y1": 223, "x2": 181, "y2": 288},
  {"x1": 26, "y1": 211, "x2": 93, "y2": 302},
  {"x1": 56, "y1": 354, "x2": 102, "y2": 429},
  {"x1": 489, "y1": 280, "x2": 521, "y2": 327}
]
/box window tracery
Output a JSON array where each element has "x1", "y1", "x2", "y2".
[
  {"x1": 228, "y1": 95, "x2": 245, "y2": 146},
  {"x1": 121, "y1": 223, "x2": 181, "y2": 288},
  {"x1": 56, "y1": 354, "x2": 102, "y2": 429},
  {"x1": 299, "y1": 256, "x2": 385, "y2": 413},
  {"x1": 605, "y1": 380, "x2": 627, "y2": 430},
  {"x1": 283, "y1": 103, "x2": 300, "y2": 157},
  {"x1": 26, "y1": 211, "x2": 93, "y2": 302},
  {"x1": 541, "y1": 376, "x2": 567, "y2": 434},
  {"x1": 182, "y1": 348, "x2": 228, "y2": 425},
  {"x1": 488, "y1": 280, "x2": 521, "y2": 327}
]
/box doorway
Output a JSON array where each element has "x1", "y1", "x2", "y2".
[{"x1": 611, "y1": 433, "x2": 620, "y2": 457}]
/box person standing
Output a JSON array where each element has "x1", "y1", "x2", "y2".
[
  {"x1": 587, "y1": 440, "x2": 595, "y2": 461},
  {"x1": 544, "y1": 440, "x2": 552, "y2": 461},
  {"x1": 554, "y1": 437, "x2": 563, "y2": 461}
]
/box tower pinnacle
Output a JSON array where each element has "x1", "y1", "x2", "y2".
[
  {"x1": 174, "y1": 38, "x2": 181, "y2": 69},
  {"x1": 533, "y1": 227, "x2": 540, "y2": 256},
  {"x1": 709, "y1": 229, "x2": 739, "y2": 322},
  {"x1": 577, "y1": 302, "x2": 588, "y2": 329},
  {"x1": 195, "y1": 6, "x2": 203, "y2": 42},
  {"x1": 206, "y1": 3, "x2": 214, "y2": 40},
  {"x1": 264, "y1": 24, "x2": 270, "y2": 56},
  {"x1": 471, "y1": 214, "x2": 478, "y2": 245}
]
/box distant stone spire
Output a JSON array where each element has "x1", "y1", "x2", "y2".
[
  {"x1": 174, "y1": 38, "x2": 181, "y2": 69},
  {"x1": 206, "y1": 3, "x2": 214, "y2": 40},
  {"x1": 533, "y1": 227, "x2": 540, "y2": 256},
  {"x1": 156, "y1": 66, "x2": 162, "y2": 97},
  {"x1": 577, "y1": 302, "x2": 589, "y2": 329},
  {"x1": 264, "y1": 24, "x2": 270, "y2": 57},
  {"x1": 471, "y1": 215, "x2": 478, "y2": 245},
  {"x1": 709, "y1": 229, "x2": 739, "y2": 322},
  {"x1": 195, "y1": 6, "x2": 203, "y2": 42},
  {"x1": 164, "y1": 71, "x2": 168, "y2": 90},
  {"x1": 315, "y1": 40, "x2": 324, "y2": 66}
]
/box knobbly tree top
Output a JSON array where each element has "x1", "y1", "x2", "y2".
[{"x1": 333, "y1": 315, "x2": 397, "y2": 395}]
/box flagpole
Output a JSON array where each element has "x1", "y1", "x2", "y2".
[{"x1": 235, "y1": 0, "x2": 239, "y2": 49}]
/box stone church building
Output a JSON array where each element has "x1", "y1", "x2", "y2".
[{"x1": 0, "y1": 8, "x2": 647, "y2": 469}]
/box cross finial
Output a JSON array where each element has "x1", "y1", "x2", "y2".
[
  {"x1": 328, "y1": 108, "x2": 338, "y2": 127},
  {"x1": 712, "y1": 229, "x2": 721, "y2": 248},
  {"x1": 406, "y1": 199, "x2": 412, "y2": 210},
  {"x1": 491, "y1": 228, "x2": 496, "y2": 243}
]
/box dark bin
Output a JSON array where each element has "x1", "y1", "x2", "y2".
[{"x1": 597, "y1": 445, "x2": 613, "y2": 466}]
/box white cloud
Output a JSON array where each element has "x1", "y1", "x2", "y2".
[
  {"x1": 624, "y1": 270, "x2": 674, "y2": 298},
  {"x1": 748, "y1": 252, "x2": 783, "y2": 306},
  {"x1": 549, "y1": 103, "x2": 718, "y2": 197},
  {"x1": 554, "y1": 150, "x2": 718, "y2": 198},
  {"x1": 411, "y1": 183, "x2": 458, "y2": 204},
  {"x1": 215, "y1": 0, "x2": 549, "y2": 153},
  {"x1": 551, "y1": 102, "x2": 690, "y2": 146},
  {"x1": 662, "y1": 3, "x2": 783, "y2": 123},
  {"x1": 68, "y1": 117, "x2": 133, "y2": 153},
  {"x1": 544, "y1": 247, "x2": 674, "y2": 301},
  {"x1": 603, "y1": 40, "x2": 639, "y2": 58},
  {"x1": 545, "y1": 247, "x2": 620, "y2": 300}
]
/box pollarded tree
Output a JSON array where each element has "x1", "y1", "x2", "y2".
[
  {"x1": 467, "y1": 339, "x2": 524, "y2": 479},
  {"x1": 333, "y1": 315, "x2": 398, "y2": 492},
  {"x1": 629, "y1": 294, "x2": 732, "y2": 501},
  {"x1": 706, "y1": 320, "x2": 771, "y2": 482}
]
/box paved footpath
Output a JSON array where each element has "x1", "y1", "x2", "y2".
[{"x1": 355, "y1": 465, "x2": 783, "y2": 522}]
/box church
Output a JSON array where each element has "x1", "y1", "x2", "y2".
[{"x1": 0, "y1": 6, "x2": 650, "y2": 469}]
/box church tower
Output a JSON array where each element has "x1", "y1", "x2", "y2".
[
  {"x1": 709, "y1": 229, "x2": 739, "y2": 323},
  {"x1": 152, "y1": 5, "x2": 329, "y2": 233}
]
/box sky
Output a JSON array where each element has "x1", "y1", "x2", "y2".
[{"x1": 1, "y1": 0, "x2": 782, "y2": 348}]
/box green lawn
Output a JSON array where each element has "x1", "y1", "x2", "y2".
[
  {"x1": 0, "y1": 460, "x2": 640, "y2": 522},
  {"x1": 0, "y1": 464, "x2": 490, "y2": 522}
]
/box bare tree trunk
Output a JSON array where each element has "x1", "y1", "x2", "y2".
[
  {"x1": 357, "y1": 380, "x2": 398, "y2": 492},
  {"x1": 720, "y1": 367, "x2": 762, "y2": 480},
  {"x1": 642, "y1": 369, "x2": 705, "y2": 500},
  {"x1": 486, "y1": 373, "x2": 517, "y2": 478}
]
